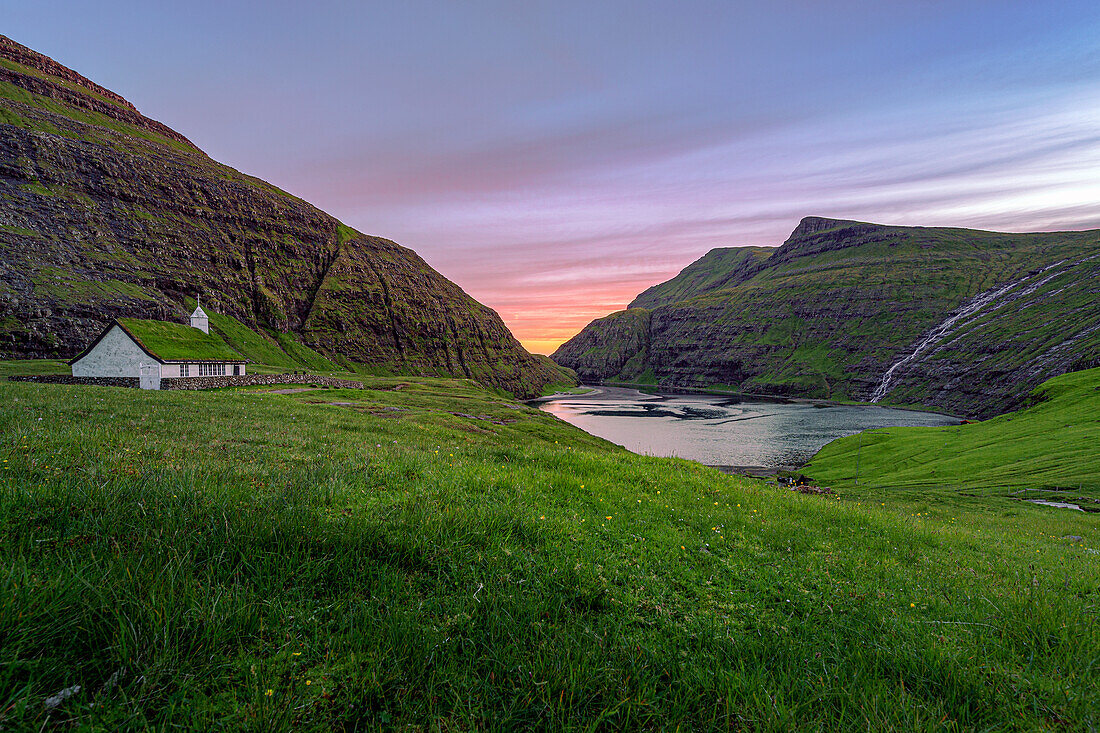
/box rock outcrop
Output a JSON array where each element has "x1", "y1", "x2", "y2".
[
  {"x1": 553, "y1": 218, "x2": 1100, "y2": 417},
  {"x1": 0, "y1": 35, "x2": 574, "y2": 397}
]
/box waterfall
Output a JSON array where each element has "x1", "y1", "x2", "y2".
[{"x1": 869, "y1": 260, "x2": 1068, "y2": 403}]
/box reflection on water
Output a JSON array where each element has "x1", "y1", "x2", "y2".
[{"x1": 539, "y1": 386, "x2": 959, "y2": 467}]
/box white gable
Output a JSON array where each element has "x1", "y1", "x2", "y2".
[
  {"x1": 190, "y1": 303, "x2": 209, "y2": 333},
  {"x1": 71, "y1": 324, "x2": 158, "y2": 378}
]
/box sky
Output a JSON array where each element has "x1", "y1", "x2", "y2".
[{"x1": 7, "y1": 1, "x2": 1100, "y2": 353}]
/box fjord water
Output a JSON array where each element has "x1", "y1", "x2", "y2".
[{"x1": 539, "y1": 387, "x2": 959, "y2": 468}]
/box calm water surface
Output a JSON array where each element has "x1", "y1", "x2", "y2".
[{"x1": 539, "y1": 386, "x2": 959, "y2": 467}]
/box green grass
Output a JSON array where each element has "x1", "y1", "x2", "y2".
[
  {"x1": 0, "y1": 372, "x2": 1096, "y2": 730},
  {"x1": 18, "y1": 181, "x2": 55, "y2": 197},
  {"x1": 630, "y1": 246, "x2": 772, "y2": 310},
  {"x1": 0, "y1": 58, "x2": 134, "y2": 113},
  {"x1": 186, "y1": 300, "x2": 299, "y2": 370},
  {"x1": 0, "y1": 223, "x2": 40, "y2": 238},
  {"x1": 273, "y1": 333, "x2": 341, "y2": 372},
  {"x1": 80, "y1": 299, "x2": 356, "y2": 376},
  {"x1": 336, "y1": 222, "x2": 359, "y2": 245},
  {"x1": 117, "y1": 318, "x2": 244, "y2": 362},
  {"x1": 0, "y1": 105, "x2": 65, "y2": 136},
  {"x1": 545, "y1": 386, "x2": 596, "y2": 396},
  {"x1": 30, "y1": 277, "x2": 159, "y2": 307},
  {"x1": 0, "y1": 359, "x2": 68, "y2": 376},
  {"x1": 0, "y1": 79, "x2": 198, "y2": 155},
  {"x1": 803, "y1": 367, "x2": 1100, "y2": 504},
  {"x1": 536, "y1": 384, "x2": 596, "y2": 398}
]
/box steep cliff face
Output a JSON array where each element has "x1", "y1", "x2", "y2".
[
  {"x1": 553, "y1": 218, "x2": 1100, "y2": 417},
  {"x1": 549, "y1": 308, "x2": 652, "y2": 383},
  {"x1": 0, "y1": 35, "x2": 574, "y2": 397}
]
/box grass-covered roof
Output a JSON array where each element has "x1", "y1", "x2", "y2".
[{"x1": 117, "y1": 318, "x2": 245, "y2": 362}]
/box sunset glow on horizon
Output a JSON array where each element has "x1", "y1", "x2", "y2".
[{"x1": 9, "y1": 1, "x2": 1100, "y2": 354}]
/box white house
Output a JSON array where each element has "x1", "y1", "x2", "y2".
[{"x1": 70, "y1": 302, "x2": 247, "y2": 389}]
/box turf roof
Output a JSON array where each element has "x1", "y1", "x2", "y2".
[{"x1": 117, "y1": 318, "x2": 245, "y2": 362}]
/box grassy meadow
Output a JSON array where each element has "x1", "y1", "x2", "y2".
[
  {"x1": 804, "y1": 367, "x2": 1100, "y2": 506},
  {"x1": 0, "y1": 366, "x2": 1097, "y2": 730}
]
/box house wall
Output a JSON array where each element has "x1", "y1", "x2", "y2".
[
  {"x1": 71, "y1": 325, "x2": 159, "y2": 378},
  {"x1": 168, "y1": 363, "x2": 246, "y2": 378}
]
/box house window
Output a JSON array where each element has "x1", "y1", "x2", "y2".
[
  {"x1": 233, "y1": 365, "x2": 240, "y2": 376},
  {"x1": 180, "y1": 364, "x2": 189, "y2": 377}
]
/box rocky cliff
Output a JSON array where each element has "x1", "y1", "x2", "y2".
[
  {"x1": 553, "y1": 217, "x2": 1100, "y2": 417},
  {"x1": 0, "y1": 35, "x2": 574, "y2": 397}
]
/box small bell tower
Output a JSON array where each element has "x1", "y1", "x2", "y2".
[{"x1": 190, "y1": 294, "x2": 209, "y2": 334}]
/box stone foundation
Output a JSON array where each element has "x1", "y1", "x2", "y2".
[
  {"x1": 9, "y1": 374, "x2": 363, "y2": 390},
  {"x1": 8, "y1": 375, "x2": 139, "y2": 388},
  {"x1": 161, "y1": 374, "x2": 363, "y2": 390}
]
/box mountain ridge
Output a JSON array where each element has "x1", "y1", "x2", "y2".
[
  {"x1": 0, "y1": 34, "x2": 574, "y2": 397},
  {"x1": 629, "y1": 245, "x2": 771, "y2": 310},
  {"x1": 553, "y1": 217, "x2": 1100, "y2": 417},
  {"x1": 0, "y1": 35, "x2": 198, "y2": 150}
]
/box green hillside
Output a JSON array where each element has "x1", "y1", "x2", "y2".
[
  {"x1": 0, "y1": 373, "x2": 1097, "y2": 729},
  {"x1": 630, "y1": 246, "x2": 771, "y2": 310},
  {"x1": 0, "y1": 34, "x2": 574, "y2": 398},
  {"x1": 803, "y1": 367, "x2": 1100, "y2": 504},
  {"x1": 553, "y1": 217, "x2": 1100, "y2": 417}
]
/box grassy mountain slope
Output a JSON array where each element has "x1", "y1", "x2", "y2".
[
  {"x1": 181, "y1": 297, "x2": 341, "y2": 372},
  {"x1": 629, "y1": 246, "x2": 771, "y2": 310},
  {"x1": 803, "y1": 366, "x2": 1100, "y2": 502},
  {"x1": 0, "y1": 372, "x2": 1096, "y2": 729},
  {"x1": 553, "y1": 217, "x2": 1100, "y2": 416},
  {"x1": 0, "y1": 34, "x2": 574, "y2": 397}
]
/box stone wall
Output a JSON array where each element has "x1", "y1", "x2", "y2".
[
  {"x1": 160, "y1": 374, "x2": 363, "y2": 390},
  {"x1": 8, "y1": 373, "x2": 363, "y2": 390},
  {"x1": 8, "y1": 375, "x2": 139, "y2": 388}
]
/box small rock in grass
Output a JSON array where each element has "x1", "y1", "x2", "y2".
[{"x1": 44, "y1": 684, "x2": 81, "y2": 711}]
